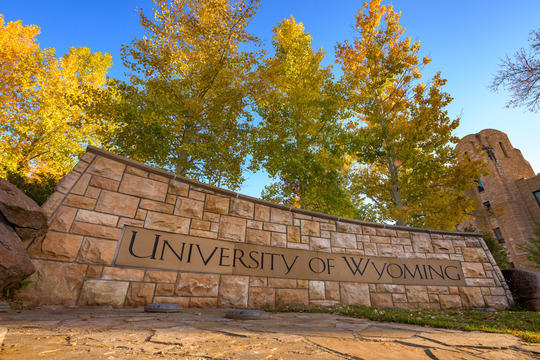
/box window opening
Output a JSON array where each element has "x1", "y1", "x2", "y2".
[
  {"x1": 475, "y1": 179, "x2": 484, "y2": 192},
  {"x1": 534, "y1": 190, "x2": 540, "y2": 206},
  {"x1": 493, "y1": 228, "x2": 504, "y2": 244},
  {"x1": 499, "y1": 142, "x2": 509, "y2": 157},
  {"x1": 483, "y1": 201, "x2": 492, "y2": 212}
]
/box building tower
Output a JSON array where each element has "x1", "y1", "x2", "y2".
[{"x1": 456, "y1": 129, "x2": 540, "y2": 270}]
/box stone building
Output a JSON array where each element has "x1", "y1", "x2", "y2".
[{"x1": 456, "y1": 129, "x2": 540, "y2": 270}]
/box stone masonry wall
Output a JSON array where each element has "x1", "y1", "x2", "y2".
[{"x1": 15, "y1": 146, "x2": 514, "y2": 309}]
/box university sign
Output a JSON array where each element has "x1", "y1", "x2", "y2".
[{"x1": 114, "y1": 226, "x2": 466, "y2": 286}]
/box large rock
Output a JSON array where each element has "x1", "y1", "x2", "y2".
[
  {"x1": 0, "y1": 220, "x2": 35, "y2": 291},
  {"x1": 502, "y1": 269, "x2": 540, "y2": 311},
  {"x1": 0, "y1": 178, "x2": 48, "y2": 241},
  {"x1": 0, "y1": 178, "x2": 47, "y2": 293}
]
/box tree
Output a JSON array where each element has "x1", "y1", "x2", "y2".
[
  {"x1": 336, "y1": 0, "x2": 485, "y2": 229},
  {"x1": 518, "y1": 223, "x2": 540, "y2": 268},
  {"x1": 103, "y1": 0, "x2": 262, "y2": 190},
  {"x1": 252, "y1": 17, "x2": 355, "y2": 217},
  {"x1": 0, "y1": 15, "x2": 113, "y2": 179},
  {"x1": 491, "y1": 28, "x2": 540, "y2": 112}
]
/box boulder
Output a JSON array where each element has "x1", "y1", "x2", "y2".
[
  {"x1": 0, "y1": 178, "x2": 48, "y2": 241},
  {"x1": 0, "y1": 177, "x2": 47, "y2": 293},
  {"x1": 0, "y1": 220, "x2": 35, "y2": 291},
  {"x1": 502, "y1": 268, "x2": 540, "y2": 311}
]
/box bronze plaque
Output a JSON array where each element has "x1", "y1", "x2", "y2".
[{"x1": 114, "y1": 226, "x2": 466, "y2": 285}]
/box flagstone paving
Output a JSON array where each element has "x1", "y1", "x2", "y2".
[{"x1": 0, "y1": 308, "x2": 539, "y2": 359}]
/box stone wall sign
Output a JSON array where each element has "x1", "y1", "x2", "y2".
[{"x1": 115, "y1": 226, "x2": 466, "y2": 286}]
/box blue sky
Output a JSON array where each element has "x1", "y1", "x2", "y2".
[{"x1": 2, "y1": 0, "x2": 539, "y2": 198}]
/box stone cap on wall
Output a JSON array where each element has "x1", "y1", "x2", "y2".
[{"x1": 86, "y1": 146, "x2": 481, "y2": 238}]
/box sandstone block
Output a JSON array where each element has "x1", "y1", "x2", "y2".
[
  {"x1": 27, "y1": 231, "x2": 83, "y2": 261},
  {"x1": 13, "y1": 260, "x2": 86, "y2": 307},
  {"x1": 432, "y1": 239, "x2": 455, "y2": 253},
  {"x1": 377, "y1": 244, "x2": 404, "y2": 257},
  {"x1": 139, "y1": 199, "x2": 174, "y2": 214},
  {"x1": 89, "y1": 176, "x2": 120, "y2": 191},
  {"x1": 73, "y1": 159, "x2": 91, "y2": 173},
  {"x1": 340, "y1": 283, "x2": 371, "y2": 306},
  {"x1": 149, "y1": 173, "x2": 169, "y2": 183},
  {"x1": 405, "y1": 286, "x2": 429, "y2": 303},
  {"x1": 78, "y1": 280, "x2": 129, "y2": 307},
  {"x1": 248, "y1": 288, "x2": 275, "y2": 308},
  {"x1": 41, "y1": 192, "x2": 65, "y2": 217},
  {"x1": 71, "y1": 221, "x2": 122, "y2": 240},
  {"x1": 102, "y1": 267, "x2": 145, "y2": 281},
  {"x1": 230, "y1": 199, "x2": 254, "y2": 218},
  {"x1": 462, "y1": 248, "x2": 488, "y2": 262},
  {"x1": 176, "y1": 273, "x2": 220, "y2": 297},
  {"x1": 54, "y1": 171, "x2": 81, "y2": 194},
  {"x1": 268, "y1": 278, "x2": 297, "y2": 288},
  {"x1": 75, "y1": 209, "x2": 118, "y2": 227},
  {"x1": 189, "y1": 190, "x2": 206, "y2": 201},
  {"x1": 71, "y1": 173, "x2": 92, "y2": 195},
  {"x1": 309, "y1": 281, "x2": 325, "y2": 300},
  {"x1": 118, "y1": 218, "x2": 145, "y2": 228},
  {"x1": 191, "y1": 219, "x2": 210, "y2": 231},
  {"x1": 254, "y1": 204, "x2": 270, "y2": 222},
  {"x1": 270, "y1": 208, "x2": 293, "y2": 225},
  {"x1": 375, "y1": 284, "x2": 405, "y2": 293},
  {"x1": 218, "y1": 216, "x2": 246, "y2": 242},
  {"x1": 86, "y1": 265, "x2": 102, "y2": 278},
  {"x1": 87, "y1": 156, "x2": 126, "y2": 181},
  {"x1": 276, "y1": 289, "x2": 308, "y2": 307},
  {"x1": 144, "y1": 211, "x2": 190, "y2": 234},
  {"x1": 153, "y1": 296, "x2": 190, "y2": 308},
  {"x1": 462, "y1": 262, "x2": 486, "y2": 278},
  {"x1": 320, "y1": 223, "x2": 337, "y2": 231},
  {"x1": 95, "y1": 190, "x2": 139, "y2": 218},
  {"x1": 189, "y1": 297, "x2": 218, "y2": 308},
  {"x1": 205, "y1": 195, "x2": 229, "y2": 215},
  {"x1": 48, "y1": 206, "x2": 77, "y2": 232},
  {"x1": 155, "y1": 283, "x2": 175, "y2": 296},
  {"x1": 125, "y1": 165, "x2": 148, "y2": 177},
  {"x1": 77, "y1": 238, "x2": 117, "y2": 265},
  {"x1": 218, "y1": 275, "x2": 249, "y2": 307},
  {"x1": 310, "y1": 237, "x2": 331, "y2": 252},
  {"x1": 362, "y1": 226, "x2": 377, "y2": 235},
  {"x1": 370, "y1": 236, "x2": 391, "y2": 244},
  {"x1": 263, "y1": 222, "x2": 286, "y2": 233},
  {"x1": 190, "y1": 229, "x2": 218, "y2": 239},
  {"x1": 271, "y1": 232, "x2": 287, "y2": 247},
  {"x1": 126, "y1": 282, "x2": 155, "y2": 307},
  {"x1": 301, "y1": 220, "x2": 320, "y2": 237},
  {"x1": 411, "y1": 233, "x2": 433, "y2": 253},
  {"x1": 169, "y1": 180, "x2": 190, "y2": 197},
  {"x1": 336, "y1": 222, "x2": 362, "y2": 234},
  {"x1": 325, "y1": 281, "x2": 340, "y2": 301},
  {"x1": 331, "y1": 232, "x2": 356, "y2": 248},
  {"x1": 175, "y1": 198, "x2": 204, "y2": 219},
  {"x1": 439, "y1": 294, "x2": 463, "y2": 309},
  {"x1": 144, "y1": 270, "x2": 178, "y2": 283},
  {"x1": 246, "y1": 228, "x2": 271, "y2": 246},
  {"x1": 370, "y1": 293, "x2": 393, "y2": 307},
  {"x1": 86, "y1": 188, "x2": 102, "y2": 200},
  {"x1": 119, "y1": 173, "x2": 168, "y2": 202},
  {"x1": 484, "y1": 295, "x2": 509, "y2": 310},
  {"x1": 459, "y1": 287, "x2": 485, "y2": 308},
  {"x1": 63, "y1": 194, "x2": 96, "y2": 210}
]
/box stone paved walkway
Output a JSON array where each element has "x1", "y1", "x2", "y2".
[{"x1": 1, "y1": 308, "x2": 539, "y2": 359}]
